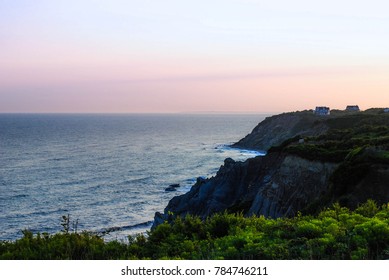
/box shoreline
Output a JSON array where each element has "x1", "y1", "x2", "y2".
[{"x1": 103, "y1": 144, "x2": 266, "y2": 242}]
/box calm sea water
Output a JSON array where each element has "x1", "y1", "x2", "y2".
[{"x1": 0, "y1": 114, "x2": 267, "y2": 241}]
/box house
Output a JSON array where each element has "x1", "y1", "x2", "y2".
[
  {"x1": 314, "y1": 106, "x2": 330, "y2": 116},
  {"x1": 384, "y1": 108, "x2": 389, "y2": 113},
  {"x1": 346, "y1": 105, "x2": 360, "y2": 112}
]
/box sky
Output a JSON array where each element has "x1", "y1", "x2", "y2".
[{"x1": 1, "y1": 0, "x2": 389, "y2": 113}]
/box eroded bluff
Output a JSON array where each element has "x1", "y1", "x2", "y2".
[
  {"x1": 232, "y1": 111, "x2": 328, "y2": 151},
  {"x1": 153, "y1": 153, "x2": 338, "y2": 227}
]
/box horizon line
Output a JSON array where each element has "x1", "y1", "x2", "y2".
[{"x1": 0, "y1": 111, "x2": 280, "y2": 115}]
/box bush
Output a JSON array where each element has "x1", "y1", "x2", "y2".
[{"x1": 1, "y1": 201, "x2": 389, "y2": 260}]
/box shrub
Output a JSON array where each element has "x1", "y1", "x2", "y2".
[{"x1": 2, "y1": 201, "x2": 389, "y2": 260}]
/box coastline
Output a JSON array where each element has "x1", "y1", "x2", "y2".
[
  {"x1": 152, "y1": 109, "x2": 389, "y2": 230},
  {"x1": 103, "y1": 144, "x2": 266, "y2": 241}
]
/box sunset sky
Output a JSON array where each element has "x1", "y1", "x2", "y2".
[{"x1": 1, "y1": 0, "x2": 389, "y2": 113}]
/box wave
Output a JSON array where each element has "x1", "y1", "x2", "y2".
[
  {"x1": 0, "y1": 193, "x2": 30, "y2": 202},
  {"x1": 215, "y1": 144, "x2": 266, "y2": 157},
  {"x1": 121, "y1": 176, "x2": 152, "y2": 185},
  {"x1": 21, "y1": 207, "x2": 69, "y2": 218},
  {"x1": 49, "y1": 157, "x2": 69, "y2": 162},
  {"x1": 59, "y1": 179, "x2": 87, "y2": 187},
  {"x1": 10, "y1": 194, "x2": 29, "y2": 199},
  {"x1": 98, "y1": 221, "x2": 153, "y2": 235}
]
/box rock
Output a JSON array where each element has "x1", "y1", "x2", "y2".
[
  {"x1": 223, "y1": 157, "x2": 235, "y2": 167},
  {"x1": 196, "y1": 177, "x2": 207, "y2": 185},
  {"x1": 165, "y1": 184, "x2": 181, "y2": 192},
  {"x1": 152, "y1": 212, "x2": 166, "y2": 229},
  {"x1": 232, "y1": 111, "x2": 329, "y2": 151}
]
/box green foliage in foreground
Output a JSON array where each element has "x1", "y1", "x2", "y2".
[{"x1": 1, "y1": 200, "x2": 389, "y2": 260}]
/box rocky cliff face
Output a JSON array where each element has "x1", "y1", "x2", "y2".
[
  {"x1": 247, "y1": 155, "x2": 337, "y2": 217},
  {"x1": 232, "y1": 111, "x2": 329, "y2": 151},
  {"x1": 154, "y1": 153, "x2": 338, "y2": 227}
]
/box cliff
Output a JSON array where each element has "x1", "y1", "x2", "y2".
[
  {"x1": 154, "y1": 153, "x2": 338, "y2": 227},
  {"x1": 231, "y1": 110, "x2": 329, "y2": 151},
  {"x1": 154, "y1": 109, "x2": 389, "y2": 228}
]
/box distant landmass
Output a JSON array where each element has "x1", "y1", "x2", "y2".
[{"x1": 154, "y1": 108, "x2": 389, "y2": 226}]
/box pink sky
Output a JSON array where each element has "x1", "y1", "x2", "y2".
[{"x1": 1, "y1": 0, "x2": 389, "y2": 113}]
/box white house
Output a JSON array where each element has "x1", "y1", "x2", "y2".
[{"x1": 314, "y1": 106, "x2": 330, "y2": 116}]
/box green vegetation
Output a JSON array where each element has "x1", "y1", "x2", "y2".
[
  {"x1": 269, "y1": 112, "x2": 389, "y2": 163},
  {"x1": 1, "y1": 201, "x2": 389, "y2": 260},
  {"x1": 272, "y1": 125, "x2": 389, "y2": 163}
]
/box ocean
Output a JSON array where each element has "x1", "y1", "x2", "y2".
[{"x1": 0, "y1": 113, "x2": 267, "y2": 241}]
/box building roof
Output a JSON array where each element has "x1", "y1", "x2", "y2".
[{"x1": 346, "y1": 105, "x2": 360, "y2": 111}]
